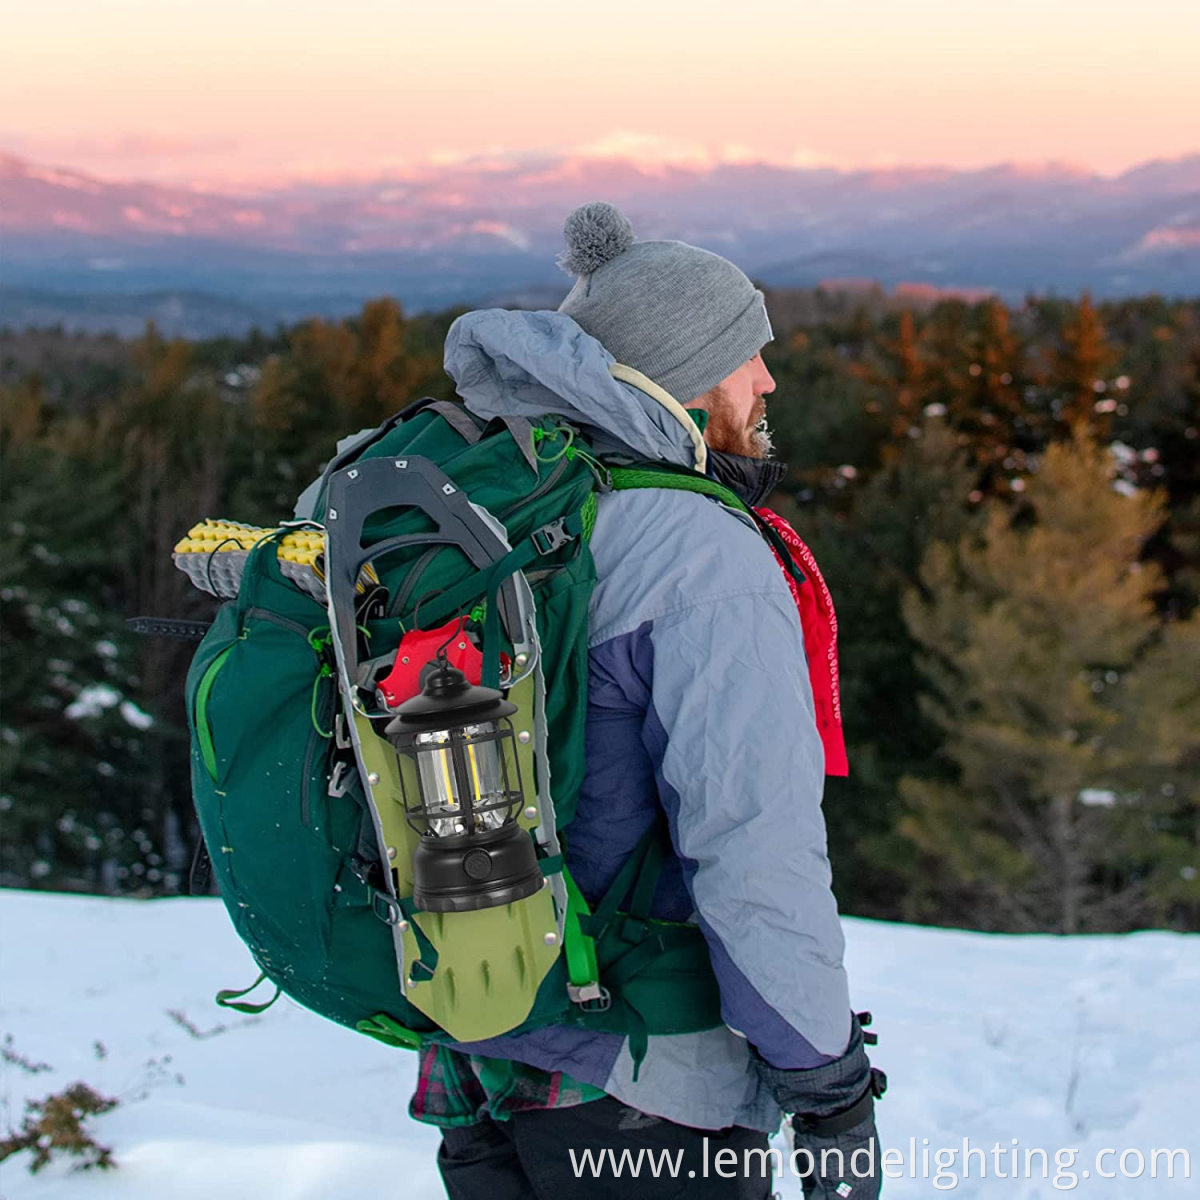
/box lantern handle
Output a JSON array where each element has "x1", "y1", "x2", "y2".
[{"x1": 436, "y1": 616, "x2": 465, "y2": 657}]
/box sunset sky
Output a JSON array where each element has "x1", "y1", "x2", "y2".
[{"x1": 3, "y1": 0, "x2": 1197, "y2": 186}]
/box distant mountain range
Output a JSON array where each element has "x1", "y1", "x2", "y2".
[{"x1": 2, "y1": 150, "x2": 1197, "y2": 336}]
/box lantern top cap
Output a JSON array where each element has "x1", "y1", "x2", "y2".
[{"x1": 384, "y1": 660, "x2": 517, "y2": 736}]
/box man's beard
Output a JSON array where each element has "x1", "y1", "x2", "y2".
[
  {"x1": 702, "y1": 387, "x2": 774, "y2": 459},
  {"x1": 747, "y1": 408, "x2": 774, "y2": 459}
]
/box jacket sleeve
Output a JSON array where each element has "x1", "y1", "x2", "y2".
[{"x1": 642, "y1": 578, "x2": 853, "y2": 1069}]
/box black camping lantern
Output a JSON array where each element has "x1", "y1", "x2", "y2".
[{"x1": 384, "y1": 656, "x2": 543, "y2": 912}]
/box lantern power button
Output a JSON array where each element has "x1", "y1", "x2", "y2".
[{"x1": 462, "y1": 849, "x2": 494, "y2": 881}]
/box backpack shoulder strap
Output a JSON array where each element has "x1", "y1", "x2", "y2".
[
  {"x1": 607, "y1": 463, "x2": 807, "y2": 588},
  {"x1": 608, "y1": 462, "x2": 749, "y2": 513}
]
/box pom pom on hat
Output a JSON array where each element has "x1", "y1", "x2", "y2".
[
  {"x1": 559, "y1": 201, "x2": 635, "y2": 276},
  {"x1": 556, "y1": 199, "x2": 773, "y2": 407}
]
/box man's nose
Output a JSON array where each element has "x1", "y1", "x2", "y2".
[{"x1": 759, "y1": 363, "x2": 777, "y2": 396}]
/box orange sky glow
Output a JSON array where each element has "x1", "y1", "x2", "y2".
[{"x1": 2, "y1": 0, "x2": 1197, "y2": 187}]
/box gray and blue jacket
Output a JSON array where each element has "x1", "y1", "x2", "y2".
[{"x1": 443, "y1": 308, "x2": 852, "y2": 1132}]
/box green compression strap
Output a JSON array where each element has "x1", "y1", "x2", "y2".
[
  {"x1": 482, "y1": 544, "x2": 533, "y2": 689},
  {"x1": 560, "y1": 866, "x2": 600, "y2": 991},
  {"x1": 396, "y1": 895, "x2": 440, "y2": 984},
  {"x1": 356, "y1": 1012, "x2": 425, "y2": 1050},
  {"x1": 622, "y1": 1002, "x2": 651, "y2": 1081},
  {"x1": 582, "y1": 820, "x2": 663, "y2": 940},
  {"x1": 540, "y1": 851, "x2": 601, "y2": 994},
  {"x1": 626, "y1": 821, "x2": 667, "y2": 920},
  {"x1": 602, "y1": 923, "x2": 703, "y2": 989},
  {"x1": 215, "y1": 970, "x2": 281, "y2": 1014},
  {"x1": 574, "y1": 818, "x2": 710, "y2": 1078},
  {"x1": 415, "y1": 507, "x2": 586, "y2": 688}
]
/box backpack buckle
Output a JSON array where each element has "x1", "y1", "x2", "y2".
[
  {"x1": 531, "y1": 518, "x2": 573, "y2": 556},
  {"x1": 568, "y1": 983, "x2": 611, "y2": 1012},
  {"x1": 371, "y1": 890, "x2": 405, "y2": 926}
]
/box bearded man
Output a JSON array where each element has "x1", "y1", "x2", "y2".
[{"x1": 410, "y1": 202, "x2": 885, "y2": 1199}]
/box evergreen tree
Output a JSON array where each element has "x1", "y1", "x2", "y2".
[
  {"x1": 764, "y1": 332, "x2": 883, "y2": 505},
  {"x1": 885, "y1": 309, "x2": 928, "y2": 445},
  {"x1": 0, "y1": 380, "x2": 151, "y2": 891},
  {"x1": 242, "y1": 298, "x2": 449, "y2": 517},
  {"x1": 94, "y1": 326, "x2": 232, "y2": 892},
  {"x1": 957, "y1": 300, "x2": 1037, "y2": 492},
  {"x1": 900, "y1": 433, "x2": 1199, "y2": 932},
  {"x1": 1044, "y1": 293, "x2": 1118, "y2": 438},
  {"x1": 913, "y1": 299, "x2": 974, "y2": 421},
  {"x1": 786, "y1": 421, "x2": 978, "y2": 917},
  {"x1": 3, "y1": 295, "x2": 1195, "y2": 927},
  {"x1": 846, "y1": 307, "x2": 930, "y2": 459}
]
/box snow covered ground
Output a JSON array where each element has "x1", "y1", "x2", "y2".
[{"x1": 1, "y1": 890, "x2": 1197, "y2": 1198}]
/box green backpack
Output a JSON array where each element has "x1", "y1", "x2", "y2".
[{"x1": 183, "y1": 399, "x2": 769, "y2": 1070}]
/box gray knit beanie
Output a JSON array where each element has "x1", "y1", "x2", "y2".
[{"x1": 556, "y1": 202, "x2": 772, "y2": 404}]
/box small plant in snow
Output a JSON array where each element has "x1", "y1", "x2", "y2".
[
  {"x1": 0, "y1": 1082, "x2": 118, "y2": 1174},
  {"x1": 165, "y1": 1007, "x2": 228, "y2": 1040},
  {"x1": 1, "y1": 1034, "x2": 52, "y2": 1074}
]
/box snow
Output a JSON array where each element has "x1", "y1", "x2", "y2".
[
  {"x1": 1, "y1": 892, "x2": 1197, "y2": 1198},
  {"x1": 62, "y1": 686, "x2": 121, "y2": 721},
  {"x1": 1078, "y1": 789, "x2": 1118, "y2": 807},
  {"x1": 117, "y1": 701, "x2": 154, "y2": 731},
  {"x1": 61, "y1": 689, "x2": 154, "y2": 730}
]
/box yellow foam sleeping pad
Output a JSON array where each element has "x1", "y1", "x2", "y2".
[{"x1": 173, "y1": 519, "x2": 376, "y2": 602}]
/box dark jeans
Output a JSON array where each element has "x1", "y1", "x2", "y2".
[{"x1": 437, "y1": 1096, "x2": 774, "y2": 1199}]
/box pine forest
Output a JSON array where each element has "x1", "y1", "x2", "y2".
[{"x1": 2, "y1": 290, "x2": 1197, "y2": 935}]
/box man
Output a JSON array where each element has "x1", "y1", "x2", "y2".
[{"x1": 411, "y1": 202, "x2": 885, "y2": 1198}]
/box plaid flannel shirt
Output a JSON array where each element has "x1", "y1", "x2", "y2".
[{"x1": 409, "y1": 1043, "x2": 607, "y2": 1128}]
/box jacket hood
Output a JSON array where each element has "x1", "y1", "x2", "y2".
[{"x1": 444, "y1": 309, "x2": 704, "y2": 470}]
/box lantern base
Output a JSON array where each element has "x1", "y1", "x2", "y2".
[{"x1": 411, "y1": 825, "x2": 544, "y2": 913}]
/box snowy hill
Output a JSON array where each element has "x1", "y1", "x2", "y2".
[{"x1": 1, "y1": 891, "x2": 1197, "y2": 1197}]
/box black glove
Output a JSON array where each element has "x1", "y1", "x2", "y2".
[{"x1": 753, "y1": 1011, "x2": 887, "y2": 1199}]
